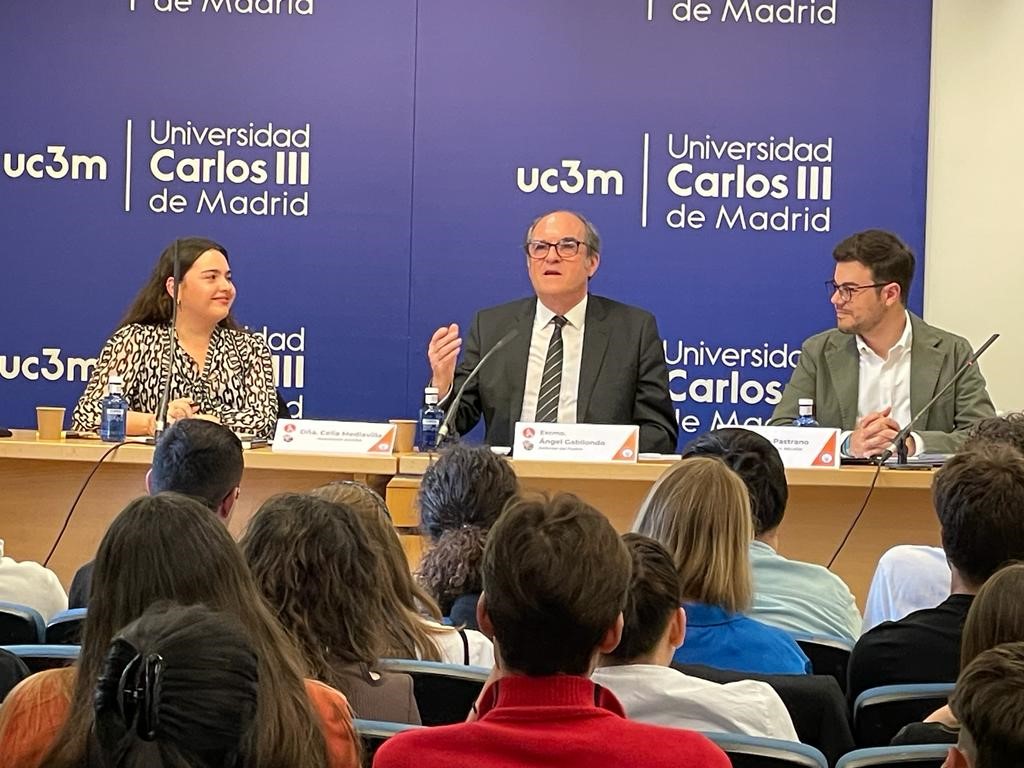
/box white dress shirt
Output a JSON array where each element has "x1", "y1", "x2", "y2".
[
  {"x1": 862, "y1": 545, "x2": 951, "y2": 632},
  {"x1": 0, "y1": 556, "x2": 69, "y2": 621},
  {"x1": 519, "y1": 295, "x2": 587, "y2": 423},
  {"x1": 592, "y1": 663, "x2": 798, "y2": 740}
]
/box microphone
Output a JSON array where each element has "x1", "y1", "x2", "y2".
[
  {"x1": 436, "y1": 327, "x2": 520, "y2": 447},
  {"x1": 153, "y1": 239, "x2": 182, "y2": 439},
  {"x1": 879, "y1": 332, "x2": 999, "y2": 465}
]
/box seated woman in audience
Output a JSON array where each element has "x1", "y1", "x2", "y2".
[
  {"x1": 93, "y1": 603, "x2": 259, "y2": 767},
  {"x1": 415, "y1": 443, "x2": 518, "y2": 628},
  {"x1": 0, "y1": 493, "x2": 358, "y2": 768},
  {"x1": 310, "y1": 480, "x2": 494, "y2": 667},
  {"x1": 633, "y1": 457, "x2": 811, "y2": 675},
  {"x1": 242, "y1": 493, "x2": 420, "y2": 724},
  {"x1": 892, "y1": 562, "x2": 1024, "y2": 746}
]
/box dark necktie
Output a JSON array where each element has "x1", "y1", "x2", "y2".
[{"x1": 535, "y1": 315, "x2": 568, "y2": 423}]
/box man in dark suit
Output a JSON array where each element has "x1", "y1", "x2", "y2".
[{"x1": 427, "y1": 210, "x2": 678, "y2": 453}]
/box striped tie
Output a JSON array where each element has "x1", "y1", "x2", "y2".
[{"x1": 535, "y1": 315, "x2": 568, "y2": 423}]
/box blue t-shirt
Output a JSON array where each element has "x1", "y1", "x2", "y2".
[{"x1": 673, "y1": 602, "x2": 811, "y2": 675}]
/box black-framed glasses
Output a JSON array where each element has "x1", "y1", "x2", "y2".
[
  {"x1": 525, "y1": 238, "x2": 587, "y2": 260},
  {"x1": 826, "y1": 280, "x2": 888, "y2": 302}
]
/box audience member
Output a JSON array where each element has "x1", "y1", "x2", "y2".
[
  {"x1": 863, "y1": 412, "x2": 1024, "y2": 630},
  {"x1": 310, "y1": 481, "x2": 493, "y2": 667},
  {"x1": 0, "y1": 649, "x2": 28, "y2": 703},
  {"x1": 945, "y1": 641, "x2": 1024, "y2": 768},
  {"x1": 242, "y1": 493, "x2": 420, "y2": 724},
  {"x1": 848, "y1": 444, "x2": 1024, "y2": 702},
  {"x1": 68, "y1": 419, "x2": 244, "y2": 608},
  {"x1": 634, "y1": 457, "x2": 810, "y2": 674},
  {"x1": 683, "y1": 428, "x2": 862, "y2": 640},
  {"x1": 416, "y1": 443, "x2": 518, "y2": 628},
  {"x1": 374, "y1": 492, "x2": 731, "y2": 768},
  {"x1": 593, "y1": 533, "x2": 798, "y2": 739},
  {"x1": 0, "y1": 493, "x2": 358, "y2": 768},
  {"x1": 93, "y1": 603, "x2": 259, "y2": 768},
  {"x1": 0, "y1": 543, "x2": 67, "y2": 621}
]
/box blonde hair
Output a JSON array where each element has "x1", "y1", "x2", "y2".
[{"x1": 633, "y1": 456, "x2": 754, "y2": 613}]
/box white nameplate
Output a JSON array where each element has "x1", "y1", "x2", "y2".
[
  {"x1": 739, "y1": 425, "x2": 840, "y2": 469},
  {"x1": 513, "y1": 422, "x2": 640, "y2": 463},
  {"x1": 272, "y1": 419, "x2": 395, "y2": 455}
]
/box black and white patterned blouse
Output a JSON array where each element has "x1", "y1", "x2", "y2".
[{"x1": 71, "y1": 323, "x2": 278, "y2": 439}]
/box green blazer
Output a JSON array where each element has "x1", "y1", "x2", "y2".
[{"x1": 768, "y1": 313, "x2": 995, "y2": 453}]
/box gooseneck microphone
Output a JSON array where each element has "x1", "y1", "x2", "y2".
[
  {"x1": 153, "y1": 239, "x2": 182, "y2": 440},
  {"x1": 880, "y1": 332, "x2": 999, "y2": 464},
  {"x1": 436, "y1": 327, "x2": 520, "y2": 447}
]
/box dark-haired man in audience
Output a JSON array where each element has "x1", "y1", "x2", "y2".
[
  {"x1": 848, "y1": 444, "x2": 1024, "y2": 703},
  {"x1": 593, "y1": 533, "x2": 797, "y2": 739},
  {"x1": 945, "y1": 642, "x2": 1024, "y2": 768},
  {"x1": 683, "y1": 428, "x2": 861, "y2": 640},
  {"x1": 68, "y1": 419, "x2": 243, "y2": 608},
  {"x1": 374, "y1": 493, "x2": 730, "y2": 768}
]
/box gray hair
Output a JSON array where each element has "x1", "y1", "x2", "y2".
[{"x1": 524, "y1": 210, "x2": 601, "y2": 255}]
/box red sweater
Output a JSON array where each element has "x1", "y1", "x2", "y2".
[{"x1": 373, "y1": 674, "x2": 730, "y2": 767}]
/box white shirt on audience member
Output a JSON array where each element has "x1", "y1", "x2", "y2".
[
  {"x1": 592, "y1": 663, "x2": 798, "y2": 741},
  {"x1": 421, "y1": 620, "x2": 495, "y2": 668},
  {"x1": 0, "y1": 556, "x2": 68, "y2": 621},
  {"x1": 519, "y1": 295, "x2": 587, "y2": 423},
  {"x1": 863, "y1": 545, "x2": 951, "y2": 632}
]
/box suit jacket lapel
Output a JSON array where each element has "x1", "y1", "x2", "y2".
[
  {"x1": 505, "y1": 298, "x2": 537, "y2": 436},
  {"x1": 577, "y1": 296, "x2": 609, "y2": 422},
  {"x1": 824, "y1": 333, "x2": 860, "y2": 430},
  {"x1": 909, "y1": 313, "x2": 944, "y2": 426}
]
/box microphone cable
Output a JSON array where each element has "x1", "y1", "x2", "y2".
[
  {"x1": 43, "y1": 440, "x2": 126, "y2": 567},
  {"x1": 826, "y1": 458, "x2": 884, "y2": 570}
]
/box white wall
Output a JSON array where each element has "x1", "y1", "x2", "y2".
[{"x1": 926, "y1": 0, "x2": 1024, "y2": 412}]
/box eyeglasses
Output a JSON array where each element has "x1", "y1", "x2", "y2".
[
  {"x1": 525, "y1": 238, "x2": 588, "y2": 260},
  {"x1": 826, "y1": 280, "x2": 889, "y2": 302}
]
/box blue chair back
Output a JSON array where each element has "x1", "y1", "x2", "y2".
[
  {"x1": 45, "y1": 608, "x2": 87, "y2": 644},
  {"x1": 853, "y1": 684, "x2": 955, "y2": 747},
  {"x1": 0, "y1": 601, "x2": 45, "y2": 644},
  {"x1": 836, "y1": 744, "x2": 949, "y2": 768},
  {"x1": 353, "y1": 718, "x2": 424, "y2": 764},
  {"x1": 703, "y1": 732, "x2": 829, "y2": 768},
  {"x1": 378, "y1": 659, "x2": 489, "y2": 726},
  {"x1": 793, "y1": 634, "x2": 854, "y2": 692},
  {"x1": 1, "y1": 644, "x2": 80, "y2": 674}
]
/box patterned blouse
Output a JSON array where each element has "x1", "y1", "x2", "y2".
[{"x1": 71, "y1": 323, "x2": 278, "y2": 439}]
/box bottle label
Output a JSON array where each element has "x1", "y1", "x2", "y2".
[{"x1": 421, "y1": 419, "x2": 439, "y2": 428}]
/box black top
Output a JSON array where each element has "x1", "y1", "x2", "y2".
[
  {"x1": 848, "y1": 593, "x2": 973, "y2": 704},
  {"x1": 68, "y1": 560, "x2": 94, "y2": 609},
  {"x1": 891, "y1": 720, "x2": 958, "y2": 746}
]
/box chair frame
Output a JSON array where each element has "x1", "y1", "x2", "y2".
[
  {"x1": 0, "y1": 601, "x2": 46, "y2": 644},
  {"x1": 703, "y1": 731, "x2": 829, "y2": 768},
  {"x1": 836, "y1": 744, "x2": 950, "y2": 768}
]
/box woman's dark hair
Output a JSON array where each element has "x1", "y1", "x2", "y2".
[
  {"x1": 417, "y1": 444, "x2": 518, "y2": 612},
  {"x1": 961, "y1": 562, "x2": 1024, "y2": 670},
  {"x1": 119, "y1": 237, "x2": 241, "y2": 329},
  {"x1": 94, "y1": 603, "x2": 259, "y2": 768},
  {"x1": 241, "y1": 494, "x2": 386, "y2": 686},
  {"x1": 40, "y1": 492, "x2": 346, "y2": 768}
]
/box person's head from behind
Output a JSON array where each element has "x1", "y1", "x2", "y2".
[
  {"x1": 417, "y1": 443, "x2": 518, "y2": 610},
  {"x1": 933, "y1": 444, "x2": 1024, "y2": 593},
  {"x1": 241, "y1": 493, "x2": 384, "y2": 686},
  {"x1": 963, "y1": 412, "x2": 1024, "y2": 454},
  {"x1": 946, "y1": 641, "x2": 1024, "y2": 768},
  {"x1": 147, "y1": 419, "x2": 243, "y2": 521},
  {"x1": 43, "y1": 492, "x2": 334, "y2": 768},
  {"x1": 960, "y1": 563, "x2": 1024, "y2": 671},
  {"x1": 681, "y1": 428, "x2": 788, "y2": 541},
  {"x1": 93, "y1": 603, "x2": 258, "y2": 768},
  {"x1": 480, "y1": 492, "x2": 630, "y2": 677},
  {"x1": 600, "y1": 534, "x2": 684, "y2": 668},
  {"x1": 633, "y1": 456, "x2": 754, "y2": 613},
  {"x1": 830, "y1": 229, "x2": 914, "y2": 336}
]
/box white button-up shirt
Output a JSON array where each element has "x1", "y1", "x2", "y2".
[{"x1": 519, "y1": 295, "x2": 587, "y2": 423}]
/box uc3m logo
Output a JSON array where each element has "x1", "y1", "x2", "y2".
[
  {"x1": 517, "y1": 159, "x2": 624, "y2": 196},
  {"x1": 3, "y1": 146, "x2": 108, "y2": 180}
]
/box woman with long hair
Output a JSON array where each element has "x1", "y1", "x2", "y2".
[
  {"x1": 71, "y1": 237, "x2": 278, "y2": 438},
  {"x1": 310, "y1": 480, "x2": 494, "y2": 667},
  {"x1": 92, "y1": 603, "x2": 259, "y2": 768},
  {"x1": 242, "y1": 493, "x2": 420, "y2": 724},
  {"x1": 633, "y1": 456, "x2": 810, "y2": 675},
  {"x1": 0, "y1": 493, "x2": 358, "y2": 768}
]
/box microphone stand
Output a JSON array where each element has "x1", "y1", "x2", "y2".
[
  {"x1": 435, "y1": 327, "x2": 520, "y2": 448},
  {"x1": 153, "y1": 240, "x2": 181, "y2": 440}
]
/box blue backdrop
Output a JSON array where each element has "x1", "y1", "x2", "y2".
[{"x1": 0, "y1": 0, "x2": 932, "y2": 446}]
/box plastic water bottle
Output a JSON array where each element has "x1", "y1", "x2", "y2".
[
  {"x1": 99, "y1": 374, "x2": 128, "y2": 442},
  {"x1": 793, "y1": 397, "x2": 820, "y2": 427},
  {"x1": 418, "y1": 386, "x2": 444, "y2": 451}
]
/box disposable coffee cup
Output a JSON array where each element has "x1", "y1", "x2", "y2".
[
  {"x1": 389, "y1": 419, "x2": 417, "y2": 453},
  {"x1": 36, "y1": 406, "x2": 66, "y2": 441}
]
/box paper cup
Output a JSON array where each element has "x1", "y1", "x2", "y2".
[{"x1": 36, "y1": 406, "x2": 66, "y2": 441}]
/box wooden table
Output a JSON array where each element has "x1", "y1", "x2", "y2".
[
  {"x1": 387, "y1": 455, "x2": 941, "y2": 611},
  {"x1": 0, "y1": 430, "x2": 398, "y2": 587}
]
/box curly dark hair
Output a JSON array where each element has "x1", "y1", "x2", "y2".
[{"x1": 964, "y1": 412, "x2": 1024, "y2": 455}]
